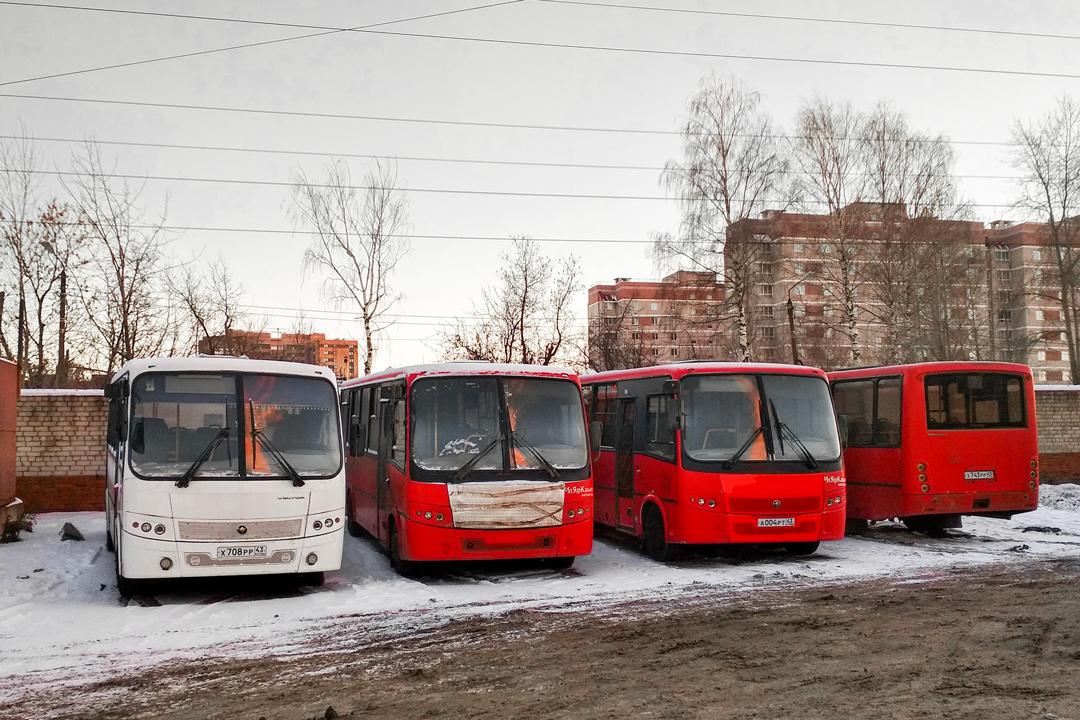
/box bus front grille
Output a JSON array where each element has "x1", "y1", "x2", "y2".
[{"x1": 177, "y1": 519, "x2": 303, "y2": 541}]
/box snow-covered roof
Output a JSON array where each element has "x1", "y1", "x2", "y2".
[
  {"x1": 342, "y1": 361, "x2": 577, "y2": 388},
  {"x1": 111, "y1": 356, "x2": 335, "y2": 383}
]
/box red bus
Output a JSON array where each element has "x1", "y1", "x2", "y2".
[
  {"x1": 340, "y1": 363, "x2": 592, "y2": 574},
  {"x1": 828, "y1": 361, "x2": 1039, "y2": 535},
  {"x1": 582, "y1": 362, "x2": 846, "y2": 561}
]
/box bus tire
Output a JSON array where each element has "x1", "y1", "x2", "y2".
[
  {"x1": 115, "y1": 545, "x2": 149, "y2": 598},
  {"x1": 388, "y1": 522, "x2": 419, "y2": 577},
  {"x1": 784, "y1": 541, "x2": 820, "y2": 556},
  {"x1": 543, "y1": 556, "x2": 575, "y2": 570},
  {"x1": 105, "y1": 519, "x2": 115, "y2": 552},
  {"x1": 346, "y1": 492, "x2": 363, "y2": 537},
  {"x1": 298, "y1": 571, "x2": 325, "y2": 587},
  {"x1": 642, "y1": 505, "x2": 682, "y2": 562}
]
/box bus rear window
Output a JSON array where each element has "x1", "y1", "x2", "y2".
[{"x1": 925, "y1": 373, "x2": 1025, "y2": 429}]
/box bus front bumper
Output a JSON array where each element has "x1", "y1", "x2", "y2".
[
  {"x1": 400, "y1": 517, "x2": 592, "y2": 562},
  {"x1": 668, "y1": 502, "x2": 846, "y2": 545},
  {"x1": 119, "y1": 527, "x2": 344, "y2": 579}
]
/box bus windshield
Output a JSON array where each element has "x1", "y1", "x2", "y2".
[
  {"x1": 129, "y1": 372, "x2": 341, "y2": 480},
  {"x1": 925, "y1": 372, "x2": 1026, "y2": 429},
  {"x1": 410, "y1": 376, "x2": 588, "y2": 476},
  {"x1": 681, "y1": 373, "x2": 841, "y2": 464}
]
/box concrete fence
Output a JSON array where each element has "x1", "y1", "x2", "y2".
[{"x1": 11, "y1": 385, "x2": 1080, "y2": 514}]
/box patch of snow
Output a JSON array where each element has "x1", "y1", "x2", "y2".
[
  {"x1": 19, "y1": 389, "x2": 104, "y2": 397},
  {"x1": 2, "y1": 488, "x2": 1080, "y2": 701}
]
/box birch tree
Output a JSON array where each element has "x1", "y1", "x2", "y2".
[
  {"x1": 655, "y1": 73, "x2": 790, "y2": 361},
  {"x1": 292, "y1": 159, "x2": 409, "y2": 375},
  {"x1": 1011, "y1": 95, "x2": 1080, "y2": 382}
]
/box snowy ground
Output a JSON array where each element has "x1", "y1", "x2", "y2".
[{"x1": 4, "y1": 486, "x2": 1080, "y2": 703}]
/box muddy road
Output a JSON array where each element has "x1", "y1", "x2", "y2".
[{"x1": 12, "y1": 559, "x2": 1080, "y2": 720}]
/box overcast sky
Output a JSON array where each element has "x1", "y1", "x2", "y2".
[{"x1": 3, "y1": 0, "x2": 1080, "y2": 368}]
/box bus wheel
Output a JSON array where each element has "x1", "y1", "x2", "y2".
[
  {"x1": 784, "y1": 541, "x2": 820, "y2": 556},
  {"x1": 115, "y1": 547, "x2": 149, "y2": 598},
  {"x1": 642, "y1": 506, "x2": 682, "y2": 562},
  {"x1": 346, "y1": 492, "x2": 363, "y2": 537},
  {"x1": 388, "y1": 523, "x2": 419, "y2": 577},
  {"x1": 105, "y1": 519, "x2": 115, "y2": 552},
  {"x1": 543, "y1": 556, "x2": 575, "y2": 570},
  {"x1": 298, "y1": 571, "x2": 325, "y2": 587}
]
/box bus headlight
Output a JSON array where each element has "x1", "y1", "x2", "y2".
[{"x1": 160, "y1": 557, "x2": 173, "y2": 571}]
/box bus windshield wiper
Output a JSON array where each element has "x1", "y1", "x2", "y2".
[
  {"x1": 722, "y1": 426, "x2": 764, "y2": 469},
  {"x1": 511, "y1": 431, "x2": 560, "y2": 479},
  {"x1": 769, "y1": 400, "x2": 819, "y2": 469},
  {"x1": 452, "y1": 431, "x2": 504, "y2": 482},
  {"x1": 176, "y1": 427, "x2": 231, "y2": 489},
  {"x1": 249, "y1": 401, "x2": 305, "y2": 487}
]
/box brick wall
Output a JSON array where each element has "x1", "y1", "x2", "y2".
[
  {"x1": 1035, "y1": 386, "x2": 1080, "y2": 484},
  {"x1": 16, "y1": 390, "x2": 107, "y2": 513}
]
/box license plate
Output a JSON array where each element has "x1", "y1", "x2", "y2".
[
  {"x1": 964, "y1": 470, "x2": 995, "y2": 480},
  {"x1": 217, "y1": 545, "x2": 267, "y2": 559},
  {"x1": 757, "y1": 517, "x2": 795, "y2": 528}
]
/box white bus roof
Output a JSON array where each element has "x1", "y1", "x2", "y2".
[{"x1": 110, "y1": 356, "x2": 336, "y2": 383}]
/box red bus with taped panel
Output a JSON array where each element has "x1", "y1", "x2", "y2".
[
  {"x1": 582, "y1": 362, "x2": 846, "y2": 561},
  {"x1": 339, "y1": 363, "x2": 592, "y2": 574},
  {"x1": 828, "y1": 361, "x2": 1039, "y2": 535}
]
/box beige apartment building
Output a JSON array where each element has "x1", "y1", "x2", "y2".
[{"x1": 588, "y1": 205, "x2": 1074, "y2": 381}]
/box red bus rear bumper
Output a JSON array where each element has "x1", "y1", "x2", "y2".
[
  {"x1": 901, "y1": 489, "x2": 1038, "y2": 517},
  {"x1": 400, "y1": 517, "x2": 593, "y2": 562}
]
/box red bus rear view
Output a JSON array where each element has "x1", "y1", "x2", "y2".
[
  {"x1": 340, "y1": 363, "x2": 592, "y2": 574},
  {"x1": 829, "y1": 362, "x2": 1039, "y2": 535},
  {"x1": 582, "y1": 363, "x2": 846, "y2": 561}
]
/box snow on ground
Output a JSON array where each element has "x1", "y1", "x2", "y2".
[{"x1": 4, "y1": 487, "x2": 1080, "y2": 700}]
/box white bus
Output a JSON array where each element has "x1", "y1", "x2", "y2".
[{"x1": 104, "y1": 357, "x2": 345, "y2": 595}]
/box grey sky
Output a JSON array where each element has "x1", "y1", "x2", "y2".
[{"x1": 3, "y1": 0, "x2": 1079, "y2": 367}]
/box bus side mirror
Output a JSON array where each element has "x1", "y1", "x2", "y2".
[
  {"x1": 662, "y1": 380, "x2": 678, "y2": 395},
  {"x1": 589, "y1": 421, "x2": 602, "y2": 452},
  {"x1": 837, "y1": 415, "x2": 849, "y2": 451},
  {"x1": 104, "y1": 378, "x2": 128, "y2": 399}
]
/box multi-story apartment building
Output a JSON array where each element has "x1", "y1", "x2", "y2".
[
  {"x1": 587, "y1": 271, "x2": 727, "y2": 370},
  {"x1": 589, "y1": 205, "x2": 1074, "y2": 381},
  {"x1": 198, "y1": 330, "x2": 360, "y2": 380}
]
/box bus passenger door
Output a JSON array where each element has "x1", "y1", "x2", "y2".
[
  {"x1": 615, "y1": 398, "x2": 636, "y2": 531},
  {"x1": 376, "y1": 390, "x2": 393, "y2": 545}
]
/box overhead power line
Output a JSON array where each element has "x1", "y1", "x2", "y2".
[
  {"x1": 537, "y1": 1, "x2": 1080, "y2": 44},
  {"x1": 30, "y1": 169, "x2": 1022, "y2": 210},
  {"x1": 0, "y1": 1, "x2": 525, "y2": 87},
  {"x1": 0, "y1": 134, "x2": 1030, "y2": 176}
]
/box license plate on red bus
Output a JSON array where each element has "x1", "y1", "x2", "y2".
[
  {"x1": 964, "y1": 470, "x2": 995, "y2": 480},
  {"x1": 757, "y1": 517, "x2": 795, "y2": 528},
  {"x1": 217, "y1": 545, "x2": 267, "y2": 559}
]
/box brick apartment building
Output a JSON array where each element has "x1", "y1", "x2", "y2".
[
  {"x1": 198, "y1": 330, "x2": 360, "y2": 380},
  {"x1": 589, "y1": 205, "x2": 1074, "y2": 381}
]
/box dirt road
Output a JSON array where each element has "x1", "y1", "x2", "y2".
[{"x1": 11, "y1": 559, "x2": 1080, "y2": 720}]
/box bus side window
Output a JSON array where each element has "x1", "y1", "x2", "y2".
[
  {"x1": 645, "y1": 394, "x2": 677, "y2": 461},
  {"x1": 593, "y1": 383, "x2": 617, "y2": 448},
  {"x1": 832, "y1": 380, "x2": 873, "y2": 447},
  {"x1": 874, "y1": 378, "x2": 902, "y2": 446},
  {"x1": 365, "y1": 386, "x2": 378, "y2": 452},
  {"x1": 390, "y1": 383, "x2": 406, "y2": 466}
]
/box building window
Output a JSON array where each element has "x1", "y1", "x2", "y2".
[
  {"x1": 759, "y1": 327, "x2": 776, "y2": 339},
  {"x1": 821, "y1": 243, "x2": 832, "y2": 254},
  {"x1": 670, "y1": 333, "x2": 678, "y2": 341},
  {"x1": 1036, "y1": 309, "x2": 1045, "y2": 321},
  {"x1": 996, "y1": 248, "x2": 1010, "y2": 262},
  {"x1": 603, "y1": 301, "x2": 615, "y2": 311},
  {"x1": 1037, "y1": 370, "x2": 1047, "y2": 382},
  {"x1": 650, "y1": 302, "x2": 659, "y2": 311},
  {"x1": 631, "y1": 332, "x2": 641, "y2": 340},
  {"x1": 756, "y1": 263, "x2": 773, "y2": 278},
  {"x1": 1033, "y1": 249, "x2": 1043, "y2": 261},
  {"x1": 757, "y1": 305, "x2": 774, "y2": 318},
  {"x1": 795, "y1": 283, "x2": 806, "y2": 296},
  {"x1": 999, "y1": 309, "x2": 1013, "y2": 322},
  {"x1": 762, "y1": 348, "x2": 777, "y2": 361},
  {"x1": 690, "y1": 308, "x2": 696, "y2": 316},
  {"x1": 794, "y1": 262, "x2": 804, "y2": 275},
  {"x1": 757, "y1": 284, "x2": 774, "y2": 298},
  {"x1": 793, "y1": 243, "x2": 804, "y2": 253},
  {"x1": 1038, "y1": 350, "x2": 1047, "y2": 361},
  {"x1": 629, "y1": 301, "x2": 638, "y2": 310},
  {"x1": 997, "y1": 290, "x2": 1010, "y2": 304},
  {"x1": 652, "y1": 348, "x2": 660, "y2": 356},
  {"x1": 997, "y1": 270, "x2": 1011, "y2": 283},
  {"x1": 631, "y1": 317, "x2": 639, "y2": 326},
  {"x1": 671, "y1": 348, "x2": 678, "y2": 356}
]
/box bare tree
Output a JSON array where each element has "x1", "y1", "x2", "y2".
[
  {"x1": 0, "y1": 132, "x2": 41, "y2": 370},
  {"x1": 587, "y1": 294, "x2": 648, "y2": 371},
  {"x1": 291, "y1": 159, "x2": 409, "y2": 375},
  {"x1": 67, "y1": 141, "x2": 175, "y2": 374},
  {"x1": 172, "y1": 255, "x2": 251, "y2": 355},
  {"x1": 442, "y1": 238, "x2": 582, "y2": 366},
  {"x1": 1011, "y1": 95, "x2": 1080, "y2": 382},
  {"x1": 791, "y1": 95, "x2": 868, "y2": 365},
  {"x1": 656, "y1": 73, "x2": 791, "y2": 361}
]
